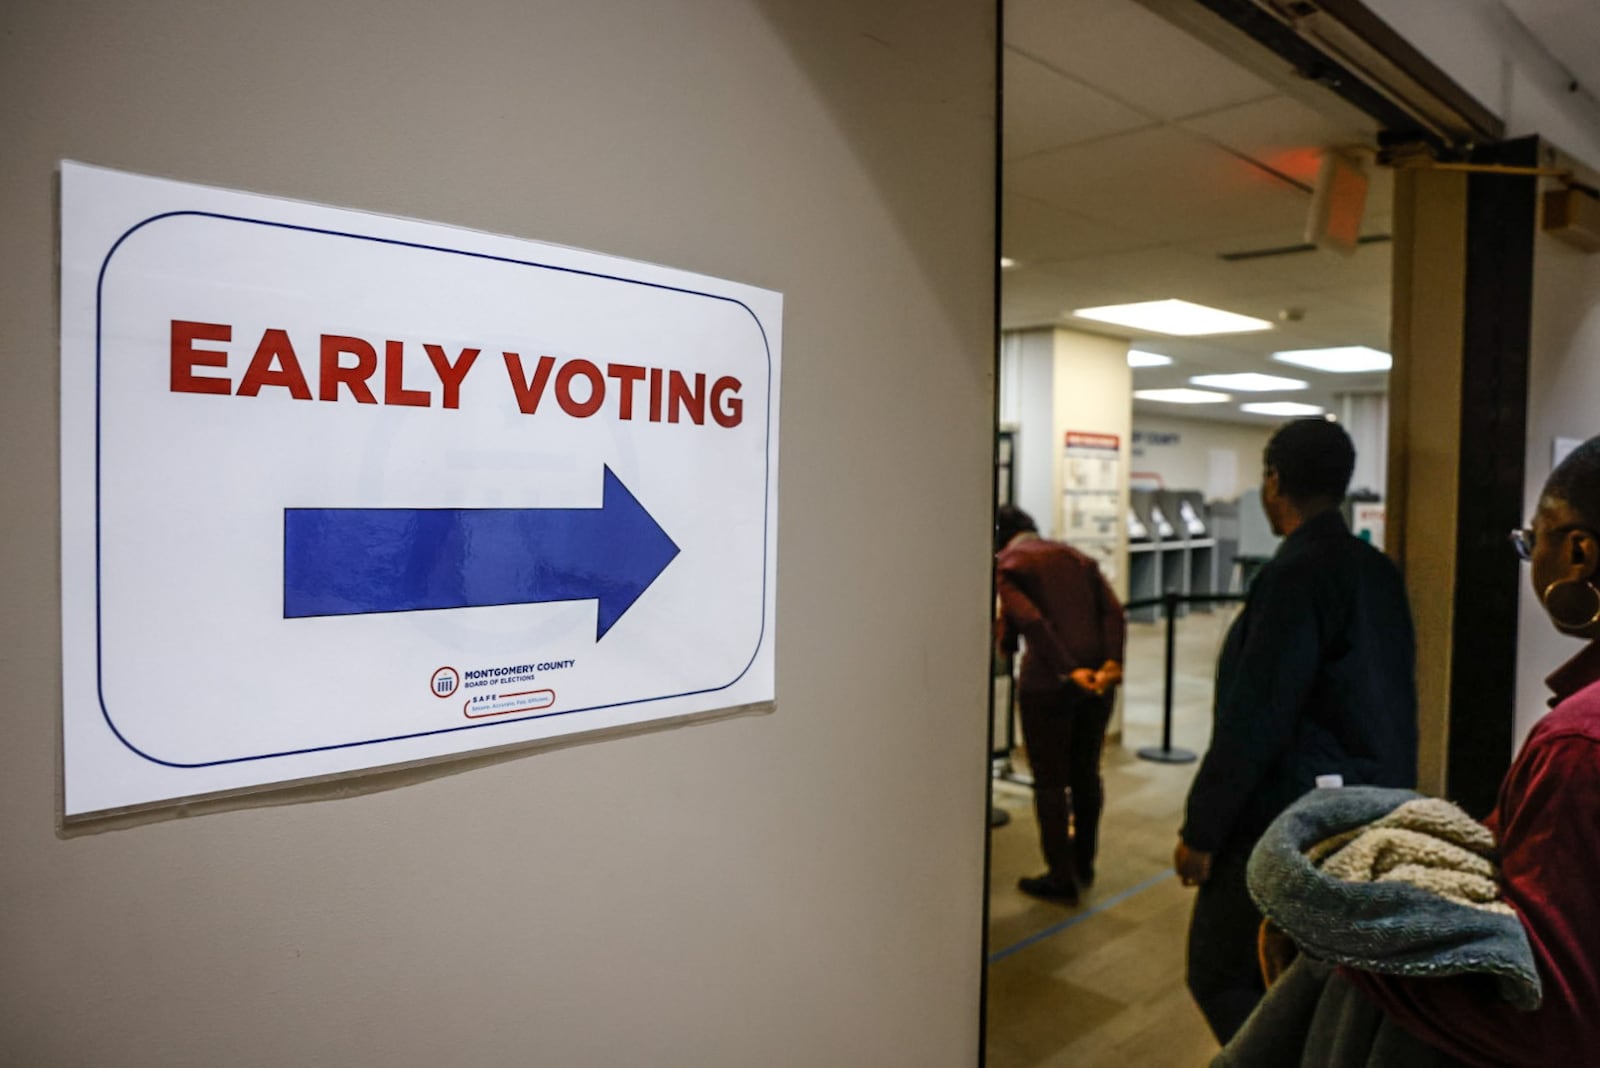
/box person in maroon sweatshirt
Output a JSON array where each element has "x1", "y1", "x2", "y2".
[
  {"x1": 1341, "y1": 435, "x2": 1600, "y2": 1066},
  {"x1": 995, "y1": 504, "x2": 1125, "y2": 905}
]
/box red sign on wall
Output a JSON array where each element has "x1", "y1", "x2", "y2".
[{"x1": 1064, "y1": 431, "x2": 1119, "y2": 450}]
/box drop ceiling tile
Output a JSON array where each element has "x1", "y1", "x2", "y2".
[
  {"x1": 1212, "y1": 296, "x2": 1390, "y2": 354},
  {"x1": 1318, "y1": 283, "x2": 1392, "y2": 316},
  {"x1": 1192, "y1": 224, "x2": 1315, "y2": 259},
  {"x1": 1004, "y1": 48, "x2": 1153, "y2": 160},
  {"x1": 1178, "y1": 96, "x2": 1377, "y2": 185},
  {"x1": 1272, "y1": 321, "x2": 1393, "y2": 355},
  {"x1": 1008, "y1": 126, "x2": 1310, "y2": 244},
  {"x1": 1001, "y1": 266, "x2": 1131, "y2": 330},
  {"x1": 1006, "y1": 0, "x2": 1278, "y2": 120},
  {"x1": 1002, "y1": 306, "x2": 1071, "y2": 332},
  {"x1": 1003, "y1": 193, "x2": 1157, "y2": 264},
  {"x1": 1140, "y1": 338, "x2": 1240, "y2": 365},
  {"x1": 1253, "y1": 238, "x2": 1392, "y2": 291},
  {"x1": 1127, "y1": 340, "x2": 1252, "y2": 383},
  {"x1": 1084, "y1": 248, "x2": 1225, "y2": 295},
  {"x1": 1172, "y1": 229, "x2": 1392, "y2": 293},
  {"x1": 1004, "y1": 249, "x2": 1391, "y2": 341},
  {"x1": 1000, "y1": 0, "x2": 1396, "y2": 405},
  {"x1": 1001, "y1": 268, "x2": 1075, "y2": 305},
  {"x1": 1002, "y1": 269, "x2": 1104, "y2": 311},
  {"x1": 1035, "y1": 245, "x2": 1308, "y2": 306}
]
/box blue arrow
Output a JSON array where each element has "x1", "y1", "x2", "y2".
[{"x1": 283, "y1": 466, "x2": 680, "y2": 639}]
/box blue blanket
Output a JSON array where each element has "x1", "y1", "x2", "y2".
[{"x1": 1245, "y1": 785, "x2": 1540, "y2": 1011}]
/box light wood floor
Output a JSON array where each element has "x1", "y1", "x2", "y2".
[{"x1": 985, "y1": 607, "x2": 1240, "y2": 1068}]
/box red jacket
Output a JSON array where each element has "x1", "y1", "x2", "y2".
[
  {"x1": 1349, "y1": 640, "x2": 1600, "y2": 1066},
  {"x1": 995, "y1": 534, "x2": 1125, "y2": 693}
]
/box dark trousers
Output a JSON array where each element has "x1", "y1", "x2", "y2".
[
  {"x1": 1017, "y1": 685, "x2": 1113, "y2": 881},
  {"x1": 1186, "y1": 844, "x2": 1266, "y2": 1046}
]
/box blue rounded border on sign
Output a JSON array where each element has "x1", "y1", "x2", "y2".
[{"x1": 95, "y1": 210, "x2": 774, "y2": 769}]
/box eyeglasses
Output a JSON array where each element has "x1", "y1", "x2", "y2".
[{"x1": 1509, "y1": 524, "x2": 1592, "y2": 562}]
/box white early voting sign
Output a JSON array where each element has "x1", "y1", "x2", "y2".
[{"x1": 60, "y1": 162, "x2": 780, "y2": 816}]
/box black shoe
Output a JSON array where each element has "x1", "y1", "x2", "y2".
[
  {"x1": 1017, "y1": 873, "x2": 1079, "y2": 905},
  {"x1": 1074, "y1": 863, "x2": 1096, "y2": 888}
]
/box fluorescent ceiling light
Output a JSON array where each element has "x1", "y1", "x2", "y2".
[
  {"x1": 1072, "y1": 299, "x2": 1274, "y2": 336},
  {"x1": 1127, "y1": 350, "x2": 1173, "y2": 368},
  {"x1": 1272, "y1": 346, "x2": 1392, "y2": 373},
  {"x1": 1241, "y1": 401, "x2": 1326, "y2": 417},
  {"x1": 1134, "y1": 388, "x2": 1231, "y2": 405},
  {"x1": 1189, "y1": 372, "x2": 1307, "y2": 392},
  {"x1": 1000, "y1": 256, "x2": 1016, "y2": 269}
]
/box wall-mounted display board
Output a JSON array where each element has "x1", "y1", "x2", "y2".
[
  {"x1": 59, "y1": 162, "x2": 781, "y2": 816},
  {"x1": 1061, "y1": 431, "x2": 1121, "y2": 582}
]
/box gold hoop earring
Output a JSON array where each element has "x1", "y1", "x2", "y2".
[{"x1": 1543, "y1": 579, "x2": 1600, "y2": 630}]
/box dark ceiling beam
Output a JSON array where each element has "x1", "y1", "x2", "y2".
[{"x1": 1147, "y1": 0, "x2": 1505, "y2": 154}]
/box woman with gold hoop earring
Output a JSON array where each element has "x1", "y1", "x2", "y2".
[{"x1": 1336, "y1": 435, "x2": 1600, "y2": 1065}]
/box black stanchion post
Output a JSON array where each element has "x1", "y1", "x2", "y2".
[{"x1": 1138, "y1": 590, "x2": 1197, "y2": 764}]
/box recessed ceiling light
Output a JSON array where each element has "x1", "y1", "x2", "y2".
[
  {"x1": 1271, "y1": 346, "x2": 1392, "y2": 373},
  {"x1": 1189, "y1": 372, "x2": 1307, "y2": 392},
  {"x1": 1128, "y1": 350, "x2": 1174, "y2": 368},
  {"x1": 1000, "y1": 256, "x2": 1016, "y2": 269},
  {"x1": 1241, "y1": 401, "x2": 1326, "y2": 417},
  {"x1": 1134, "y1": 388, "x2": 1232, "y2": 405},
  {"x1": 1072, "y1": 299, "x2": 1275, "y2": 336}
]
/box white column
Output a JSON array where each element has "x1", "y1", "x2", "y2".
[
  {"x1": 1000, "y1": 329, "x2": 1060, "y2": 539},
  {"x1": 1334, "y1": 392, "x2": 1389, "y2": 498}
]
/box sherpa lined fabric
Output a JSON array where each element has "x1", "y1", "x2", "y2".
[
  {"x1": 1245, "y1": 786, "x2": 1540, "y2": 1011},
  {"x1": 1305, "y1": 797, "x2": 1511, "y2": 916}
]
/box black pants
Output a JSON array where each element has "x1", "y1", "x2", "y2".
[
  {"x1": 1017, "y1": 685, "x2": 1113, "y2": 881},
  {"x1": 1186, "y1": 844, "x2": 1266, "y2": 1045}
]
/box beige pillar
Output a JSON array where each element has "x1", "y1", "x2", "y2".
[{"x1": 1387, "y1": 165, "x2": 1469, "y2": 795}]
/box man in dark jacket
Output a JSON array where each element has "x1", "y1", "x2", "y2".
[
  {"x1": 1175, "y1": 418, "x2": 1418, "y2": 1044},
  {"x1": 996, "y1": 505, "x2": 1126, "y2": 906}
]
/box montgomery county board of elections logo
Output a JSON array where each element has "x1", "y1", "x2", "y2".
[{"x1": 430, "y1": 666, "x2": 460, "y2": 698}]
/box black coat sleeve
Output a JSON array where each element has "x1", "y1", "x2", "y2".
[{"x1": 1181, "y1": 560, "x2": 1323, "y2": 854}]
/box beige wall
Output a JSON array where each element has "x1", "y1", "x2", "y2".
[
  {"x1": 1516, "y1": 172, "x2": 1600, "y2": 746},
  {"x1": 1052, "y1": 329, "x2": 1133, "y2": 594},
  {"x1": 1130, "y1": 414, "x2": 1272, "y2": 503},
  {"x1": 0, "y1": 2, "x2": 996, "y2": 1064}
]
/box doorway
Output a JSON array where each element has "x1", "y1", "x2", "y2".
[{"x1": 987, "y1": 0, "x2": 1406, "y2": 1061}]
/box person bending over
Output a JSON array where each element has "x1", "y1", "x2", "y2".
[{"x1": 995, "y1": 505, "x2": 1124, "y2": 906}]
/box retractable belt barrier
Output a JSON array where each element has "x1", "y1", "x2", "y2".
[{"x1": 1121, "y1": 591, "x2": 1246, "y2": 764}]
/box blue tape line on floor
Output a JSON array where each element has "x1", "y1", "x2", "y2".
[{"x1": 988, "y1": 870, "x2": 1177, "y2": 964}]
